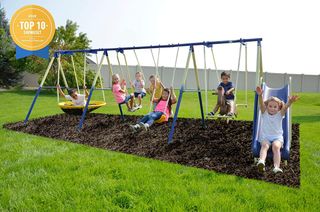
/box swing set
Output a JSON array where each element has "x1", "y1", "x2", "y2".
[{"x1": 24, "y1": 38, "x2": 263, "y2": 144}]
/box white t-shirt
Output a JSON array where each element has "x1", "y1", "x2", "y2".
[
  {"x1": 133, "y1": 79, "x2": 146, "y2": 93},
  {"x1": 260, "y1": 111, "x2": 284, "y2": 141},
  {"x1": 65, "y1": 94, "x2": 86, "y2": 106}
]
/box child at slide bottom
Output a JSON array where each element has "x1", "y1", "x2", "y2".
[
  {"x1": 112, "y1": 74, "x2": 136, "y2": 112},
  {"x1": 256, "y1": 86, "x2": 299, "y2": 174},
  {"x1": 56, "y1": 84, "x2": 88, "y2": 106},
  {"x1": 208, "y1": 71, "x2": 235, "y2": 117},
  {"x1": 130, "y1": 87, "x2": 177, "y2": 132}
]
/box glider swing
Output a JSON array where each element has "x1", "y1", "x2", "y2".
[{"x1": 203, "y1": 41, "x2": 249, "y2": 122}]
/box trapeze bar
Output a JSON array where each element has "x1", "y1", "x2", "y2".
[{"x1": 54, "y1": 38, "x2": 262, "y2": 56}]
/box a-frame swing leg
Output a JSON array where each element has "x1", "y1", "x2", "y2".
[
  {"x1": 168, "y1": 47, "x2": 192, "y2": 144},
  {"x1": 191, "y1": 46, "x2": 205, "y2": 128},
  {"x1": 24, "y1": 57, "x2": 55, "y2": 124},
  {"x1": 78, "y1": 53, "x2": 105, "y2": 130},
  {"x1": 168, "y1": 46, "x2": 206, "y2": 143}
]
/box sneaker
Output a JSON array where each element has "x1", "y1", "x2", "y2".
[
  {"x1": 273, "y1": 167, "x2": 283, "y2": 174},
  {"x1": 129, "y1": 124, "x2": 140, "y2": 133},
  {"x1": 128, "y1": 107, "x2": 138, "y2": 112},
  {"x1": 129, "y1": 124, "x2": 137, "y2": 133},
  {"x1": 227, "y1": 112, "x2": 234, "y2": 117},
  {"x1": 137, "y1": 105, "x2": 142, "y2": 109},
  {"x1": 257, "y1": 159, "x2": 265, "y2": 172},
  {"x1": 139, "y1": 122, "x2": 149, "y2": 131},
  {"x1": 207, "y1": 111, "x2": 215, "y2": 117}
]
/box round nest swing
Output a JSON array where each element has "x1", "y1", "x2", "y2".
[{"x1": 58, "y1": 101, "x2": 106, "y2": 115}]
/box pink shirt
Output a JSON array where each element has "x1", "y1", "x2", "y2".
[
  {"x1": 112, "y1": 83, "x2": 125, "y2": 103},
  {"x1": 154, "y1": 100, "x2": 170, "y2": 121}
]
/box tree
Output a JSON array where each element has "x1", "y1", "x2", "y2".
[
  {"x1": 0, "y1": 5, "x2": 24, "y2": 88},
  {"x1": 40, "y1": 20, "x2": 96, "y2": 88}
]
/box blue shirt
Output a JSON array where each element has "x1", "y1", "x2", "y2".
[{"x1": 218, "y1": 82, "x2": 234, "y2": 100}]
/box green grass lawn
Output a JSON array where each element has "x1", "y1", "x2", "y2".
[{"x1": 0, "y1": 89, "x2": 319, "y2": 211}]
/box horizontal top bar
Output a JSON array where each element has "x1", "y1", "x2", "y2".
[{"x1": 54, "y1": 38, "x2": 262, "y2": 56}]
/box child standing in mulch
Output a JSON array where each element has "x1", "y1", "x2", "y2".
[
  {"x1": 112, "y1": 74, "x2": 136, "y2": 112},
  {"x1": 130, "y1": 87, "x2": 176, "y2": 132},
  {"x1": 256, "y1": 86, "x2": 299, "y2": 173},
  {"x1": 131, "y1": 71, "x2": 146, "y2": 109},
  {"x1": 208, "y1": 71, "x2": 235, "y2": 117}
]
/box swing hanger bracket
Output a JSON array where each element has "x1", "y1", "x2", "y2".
[{"x1": 116, "y1": 48, "x2": 124, "y2": 54}]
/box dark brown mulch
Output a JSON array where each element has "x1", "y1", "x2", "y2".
[{"x1": 4, "y1": 114, "x2": 300, "y2": 187}]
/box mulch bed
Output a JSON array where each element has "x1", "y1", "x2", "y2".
[{"x1": 4, "y1": 113, "x2": 300, "y2": 187}]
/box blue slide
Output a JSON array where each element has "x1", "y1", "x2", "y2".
[{"x1": 252, "y1": 82, "x2": 291, "y2": 160}]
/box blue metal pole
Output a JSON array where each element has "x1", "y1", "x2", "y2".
[
  {"x1": 78, "y1": 87, "x2": 94, "y2": 130},
  {"x1": 198, "y1": 90, "x2": 205, "y2": 126},
  {"x1": 168, "y1": 85, "x2": 184, "y2": 144},
  {"x1": 118, "y1": 104, "x2": 124, "y2": 121},
  {"x1": 24, "y1": 86, "x2": 42, "y2": 124},
  {"x1": 252, "y1": 92, "x2": 259, "y2": 139}
]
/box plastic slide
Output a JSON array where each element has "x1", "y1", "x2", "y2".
[{"x1": 252, "y1": 82, "x2": 291, "y2": 160}]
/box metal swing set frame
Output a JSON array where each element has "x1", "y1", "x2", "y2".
[{"x1": 24, "y1": 38, "x2": 263, "y2": 144}]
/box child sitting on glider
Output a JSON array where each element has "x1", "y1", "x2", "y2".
[
  {"x1": 130, "y1": 71, "x2": 146, "y2": 109},
  {"x1": 56, "y1": 84, "x2": 88, "y2": 106},
  {"x1": 130, "y1": 87, "x2": 177, "y2": 132},
  {"x1": 208, "y1": 71, "x2": 235, "y2": 117},
  {"x1": 146, "y1": 75, "x2": 164, "y2": 108},
  {"x1": 112, "y1": 74, "x2": 136, "y2": 112},
  {"x1": 256, "y1": 86, "x2": 299, "y2": 174}
]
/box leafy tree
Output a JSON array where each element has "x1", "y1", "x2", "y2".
[
  {"x1": 1, "y1": 3, "x2": 96, "y2": 88},
  {"x1": 0, "y1": 5, "x2": 24, "y2": 88},
  {"x1": 41, "y1": 20, "x2": 97, "y2": 89}
]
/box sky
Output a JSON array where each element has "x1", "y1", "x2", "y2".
[{"x1": 1, "y1": 0, "x2": 320, "y2": 75}]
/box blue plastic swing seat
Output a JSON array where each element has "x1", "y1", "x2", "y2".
[{"x1": 252, "y1": 83, "x2": 291, "y2": 160}]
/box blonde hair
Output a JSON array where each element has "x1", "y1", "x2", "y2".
[
  {"x1": 112, "y1": 74, "x2": 120, "y2": 84},
  {"x1": 264, "y1": 96, "x2": 284, "y2": 110}
]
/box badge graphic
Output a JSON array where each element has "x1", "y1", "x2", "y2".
[{"x1": 10, "y1": 5, "x2": 55, "y2": 59}]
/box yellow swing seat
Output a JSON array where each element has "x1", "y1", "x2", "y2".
[
  {"x1": 58, "y1": 101, "x2": 106, "y2": 115},
  {"x1": 155, "y1": 114, "x2": 167, "y2": 124}
]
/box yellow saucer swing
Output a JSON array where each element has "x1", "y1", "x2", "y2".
[
  {"x1": 58, "y1": 101, "x2": 106, "y2": 115},
  {"x1": 56, "y1": 53, "x2": 107, "y2": 115}
]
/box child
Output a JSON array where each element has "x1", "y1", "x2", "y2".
[
  {"x1": 112, "y1": 74, "x2": 136, "y2": 112},
  {"x1": 256, "y1": 86, "x2": 299, "y2": 173},
  {"x1": 208, "y1": 71, "x2": 235, "y2": 117},
  {"x1": 146, "y1": 75, "x2": 164, "y2": 108},
  {"x1": 131, "y1": 71, "x2": 146, "y2": 109},
  {"x1": 130, "y1": 87, "x2": 177, "y2": 132},
  {"x1": 57, "y1": 84, "x2": 88, "y2": 106}
]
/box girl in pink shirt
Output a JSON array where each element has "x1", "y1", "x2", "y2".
[
  {"x1": 130, "y1": 87, "x2": 177, "y2": 132},
  {"x1": 112, "y1": 74, "x2": 135, "y2": 112}
]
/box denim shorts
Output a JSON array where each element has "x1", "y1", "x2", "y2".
[
  {"x1": 134, "y1": 92, "x2": 146, "y2": 98},
  {"x1": 119, "y1": 95, "x2": 132, "y2": 104}
]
